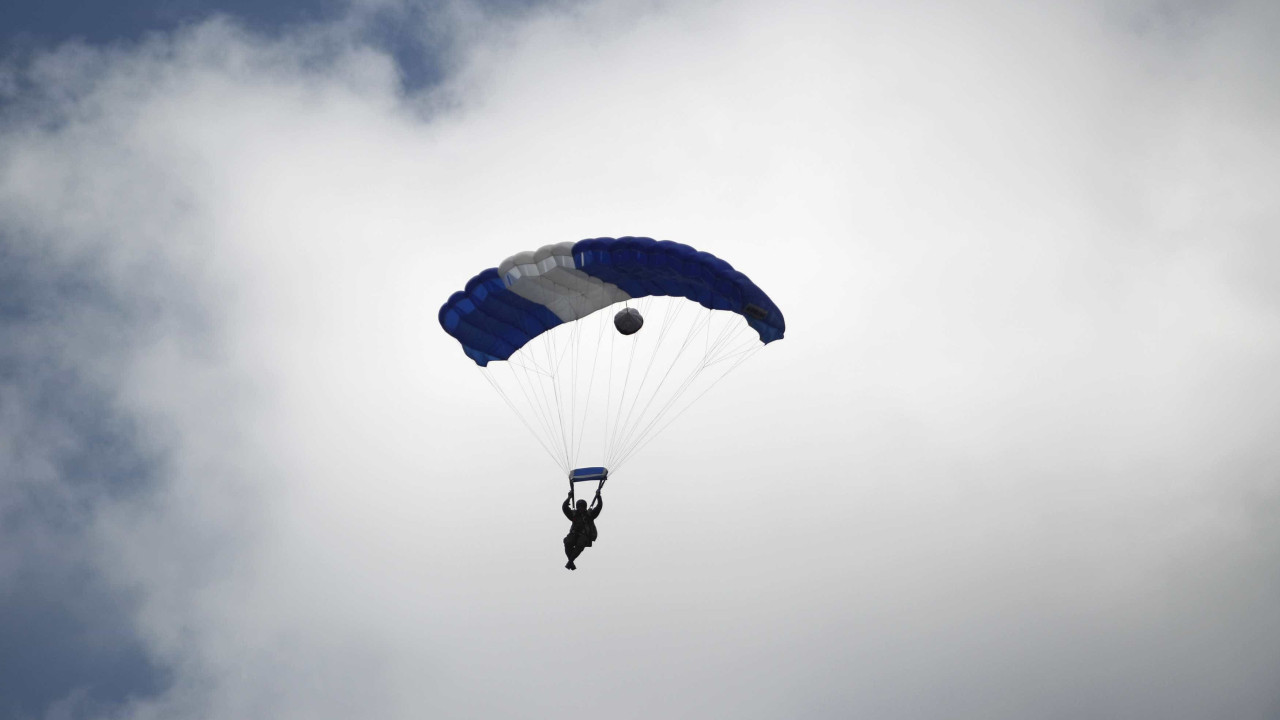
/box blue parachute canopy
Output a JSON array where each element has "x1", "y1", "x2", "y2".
[{"x1": 439, "y1": 237, "x2": 785, "y2": 366}]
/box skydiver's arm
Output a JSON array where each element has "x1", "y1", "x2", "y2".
[
  {"x1": 590, "y1": 494, "x2": 602, "y2": 518},
  {"x1": 562, "y1": 497, "x2": 573, "y2": 519}
]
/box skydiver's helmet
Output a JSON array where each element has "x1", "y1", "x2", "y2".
[
  {"x1": 576, "y1": 499, "x2": 588, "y2": 512},
  {"x1": 614, "y1": 307, "x2": 643, "y2": 335}
]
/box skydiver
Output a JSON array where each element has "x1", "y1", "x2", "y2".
[{"x1": 562, "y1": 489, "x2": 603, "y2": 570}]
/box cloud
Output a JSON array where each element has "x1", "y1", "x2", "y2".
[{"x1": 1, "y1": 0, "x2": 1278, "y2": 718}]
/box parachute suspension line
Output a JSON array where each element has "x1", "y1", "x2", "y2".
[
  {"x1": 610, "y1": 307, "x2": 761, "y2": 473},
  {"x1": 567, "y1": 319, "x2": 580, "y2": 470},
  {"x1": 606, "y1": 301, "x2": 713, "y2": 468},
  {"x1": 602, "y1": 310, "x2": 618, "y2": 476},
  {"x1": 542, "y1": 330, "x2": 572, "y2": 471},
  {"x1": 555, "y1": 324, "x2": 577, "y2": 466},
  {"x1": 556, "y1": 322, "x2": 579, "y2": 469},
  {"x1": 605, "y1": 299, "x2": 703, "y2": 469},
  {"x1": 518, "y1": 346, "x2": 563, "y2": 468},
  {"x1": 500, "y1": 358, "x2": 558, "y2": 465},
  {"x1": 645, "y1": 325, "x2": 752, "y2": 438},
  {"x1": 613, "y1": 343, "x2": 762, "y2": 472},
  {"x1": 704, "y1": 310, "x2": 742, "y2": 358},
  {"x1": 570, "y1": 308, "x2": 607, "y2": 470},
  {"x1": 702, "y1": 333, "x2": 764, "y2": 368},
  {"x1": 610, "y1": 294, "x2": 661, "y2": 465},
  {"x1": 606, "y1": 297, "x2": 687, "y2": 468},
  {"x1": 479, "y1": 367, "x2": 568, "y2": 474},
  {"x1": 614, "y1": 326, "x2": 760, "y2": 471},
  {"x1": 568, "y1": 314, "x2": 590, "y2": 470},
  {"x1": 605, "y1": 302, "x2": 644, "y2": 467},
  {"x1": 602, "y1": 303, "x2": 625, "y2": 469},
  {"x1": 527, "y1": 337, "x2": 570, "y2": 471},
  {"x1": 607, "y1": 305, "x2": 713, "y2": 470},
  {"x1": 705, "y1": 300, "x2": 712, "y2": 357},
  {"x1": 474, "y1": 295, "x2": 768, "y2": 479}
]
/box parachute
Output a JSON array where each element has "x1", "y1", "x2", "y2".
[{"x1": 439, "y1": 236, "x2": 785, "y2": 479}]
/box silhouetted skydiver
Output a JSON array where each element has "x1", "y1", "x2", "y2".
[{"x1": 562, "y1": 490, "x2": 602, "y2": 570}]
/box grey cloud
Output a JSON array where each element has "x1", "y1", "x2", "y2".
[
  {"x1": 1, "y1": 1, "x2": 1278, "y2": 719},
  {"x1": 0, "y1": 238, "x2": 169, "y2": 718}
]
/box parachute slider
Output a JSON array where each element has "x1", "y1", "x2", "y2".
[
  {"x1": 568, "y1": 467, "x2": 607, "y2": 504},
  {"x1": 569, "y1": 467, "x2": 608, "y2": 483}
]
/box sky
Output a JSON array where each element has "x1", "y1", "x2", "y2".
[{"x1": 1, "y1": 0, "x2": 1278, "y2": 718}]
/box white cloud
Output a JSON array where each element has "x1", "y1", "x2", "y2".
[{"x1": 2, "y1": 0, "x2": 1278, "y2": 718}]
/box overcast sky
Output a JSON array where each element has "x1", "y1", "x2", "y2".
[{"x1": 2, "y1": 0, "x2": 1279, "y2": 718}]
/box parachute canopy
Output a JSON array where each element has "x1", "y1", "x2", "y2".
[
  {"x1": 439, "y1": 236, "x2": 785, "y2": 477},
  {"x1": 439, "y1": 236, "x2": 785, "y2": 366}
]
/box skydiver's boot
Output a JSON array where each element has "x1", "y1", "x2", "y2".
[{"x1": 565, "y1": 560, "x2": 576, "y2": 570}]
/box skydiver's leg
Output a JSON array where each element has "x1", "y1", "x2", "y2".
[{"x1": 564, "y1": 536, "x2": 582, "y2": 570}]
